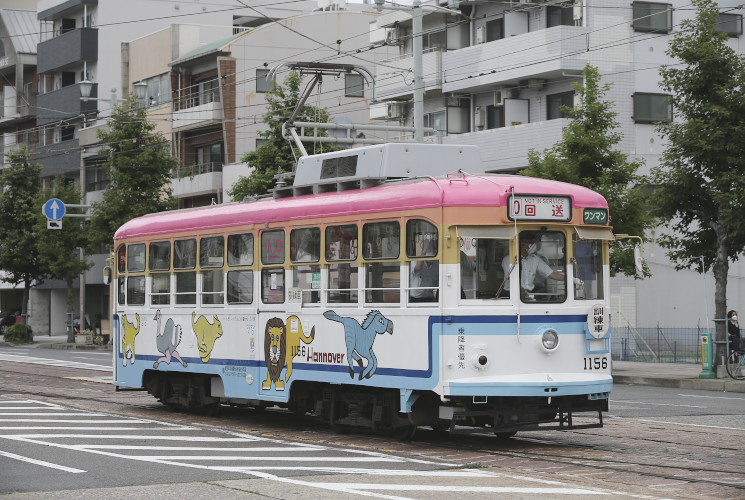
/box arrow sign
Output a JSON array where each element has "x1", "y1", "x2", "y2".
[{"x1": 42, "y1": 198, "x2": 66, "y2": 221}]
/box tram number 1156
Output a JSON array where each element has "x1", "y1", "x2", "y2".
[{"x1": 583, "y1": 357, "x2": 608, "y2": 370}]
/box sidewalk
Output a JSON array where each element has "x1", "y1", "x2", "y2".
[{"x1": 3, "y1": 335, "x2": 745, "y2": 393}]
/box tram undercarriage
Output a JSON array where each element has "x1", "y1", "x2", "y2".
[{"x1": 140, "y1": 370, "x2": 607, "y2": 438}]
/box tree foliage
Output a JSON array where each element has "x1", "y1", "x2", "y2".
[
  {"x1": 650, "y1": 0, "x2": 745, "y2": 358},
  {"x1": 0, "y1": 147, "x2": 50, "y2": 314},
  {"x1": 522, "y1": 65, "x2": 651, "y2": 277},
  {"x1": 229, "y1": 71, "x2": 337, "y2": 200},
  {"x1": 89, "y1": 97, "x2": 178, "y2": 248}
]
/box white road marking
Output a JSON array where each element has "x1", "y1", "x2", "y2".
[
  {"x1": 310, "y1": 483, "x2": 608, "y2": 494},
  {"x1": 130, "y1": 455, "x2": 404, "y2": 462},
  {"x1": 610, "y1": 400, "x2": 707, "y2": 408},
  {"x1": 0, "y1": 353, "x2": 110, "y2": 371},
  {"x1": 679, "y1": 393, "x2": 745, "y2": 400},
  {"x1": 78, "y1": 445, "x2": 325, "y2": 451},
  {"x1": 0, "y1": 450, "x2": 86, "y2": 473}
]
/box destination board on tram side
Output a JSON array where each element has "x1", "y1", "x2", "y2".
[{"x1": 508, "y1": 194, "x2": 572, "y2": 222}]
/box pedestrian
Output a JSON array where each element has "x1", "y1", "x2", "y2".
[{"x1": 727, "y1": 310, "x2": 741, "y2": 352}]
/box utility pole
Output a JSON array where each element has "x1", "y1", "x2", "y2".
[{"x1": 373, "y1": 0, "x2": 461, "y2": 143}]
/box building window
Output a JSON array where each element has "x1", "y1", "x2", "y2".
[
  {"x1": 486, "y1": 105, "x2": 505, "y2": 129},
  {"x1": 633, "y1": 93, "x2": 672, "y2": 123},
  {"x1": 547, "y1": 91, "x2": 574, "y2": 120},
  {"x1": 632, "y1": 2, "x2": 672, "y2": 33},
  {"x1": 547, "y1": 2, "x2": 575, "y2": 28},
  {"x1": 716, "y1": 13, "x2": 742, "y2": 37},
  {"x1": 424, "y1": 111, "x2": 446, "y2": 136},
  {"x1": 486, "y1": 19, "x2": 503, "y2": 42},
  {"x1": 193, "y1": 143, "x2": 223, "y2": 173},
  {"x1": 345, "y1": 74, "x2": 364, "y2": 98},
  {"x1": 256, "y1": 68, "x2": 276, "y2": 93},
  {"x1": 145, "y1": 73, "x2": 170, "y2": 107}
]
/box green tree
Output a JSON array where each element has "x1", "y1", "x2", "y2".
[
  {"x1": 650, "y1": 0, "x2": 745, "y2": 363},
  {"x1": 37, "y1": 177, "x2": 91, "y2": 343},
  {"x1": 0, "y1": 147, "x2": 50, "y2": 325},
  {"x1": 229, "y1": 71, "x2": 337, "y2": 199},
  {"x1": 89, "y1": 96, "x2": 178, "y2": 248},
  {"x1": 522, "y1": 64, "x2": 651, "y2": 277}
]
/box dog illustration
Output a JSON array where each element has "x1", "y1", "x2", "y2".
[
  {"x1": 121, "y1": 313, "x2": 140, "y2": 367},
  {"x1": 285, "y1": 315, "x2": 315, "y2": 381},
  {"x1": 263, "y1": 317, "x2": 286, "y2": 390},
  {"x1": 153, "y1": 310, "x2": 187, "y2": 369},
  {"x1": 323, "y1": 310, "x2": 393, "y2": 380},
  {"x1": 192, "y1": 312, "x2": 223, "y2": 363}
]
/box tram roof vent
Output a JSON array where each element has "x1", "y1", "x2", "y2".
[{"x1": 272, "y1": 143, "x2": 482, "y2": 199}]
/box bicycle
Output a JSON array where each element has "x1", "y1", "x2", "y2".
[{"x1": 725, "y1": 349, "x2": 745, "y2": 380}]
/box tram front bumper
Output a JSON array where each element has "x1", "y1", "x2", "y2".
[{"x1": 444, "y1": 372, "x2": 613, "y2": 398}]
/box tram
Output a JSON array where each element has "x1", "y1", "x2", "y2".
[{"x1": 111, "y1": 143, "x2": 614, "y2": 437}]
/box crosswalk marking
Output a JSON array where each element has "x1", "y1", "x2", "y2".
[
  {"x1": 0, "y1": 399, "x2": 625, "y2": 498},
  {"x1": 0, "y1": 353, "x2": 110, "y2": 371}
]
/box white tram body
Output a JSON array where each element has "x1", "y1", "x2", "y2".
[{"x1": 112, "y1": 144, "x2": 613, "y2": 435}]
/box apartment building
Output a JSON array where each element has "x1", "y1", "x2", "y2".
[{"x1": 369, "y1": 0, "x2": 745, "y2": 328}]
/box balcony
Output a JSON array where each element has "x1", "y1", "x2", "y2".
[
  {"x1": 37, "y1": 27, "x2": 98, "y2": 73},
  {"x1": 171, "y1": 162, "x2": 223, "y2": 197},
  {"x1": 37, "y1": 83, "x2": 98, "y2": 125},
  {"x1": 172, "y1": 94, "x2": 223, "y2": 130},
  {"x1": 442, "y1": 26, "x2": 589, "y2": 93},
  {"x1": 376, "y1": 49, "x2": 443, "y2": 100},
  {"x1": 442, "y1": 118, "x2": 570, "y2": 172}
]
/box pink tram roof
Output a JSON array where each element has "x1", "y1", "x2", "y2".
[{"x1": 115, "y1": 174, "x2": 608, "y2": 241}]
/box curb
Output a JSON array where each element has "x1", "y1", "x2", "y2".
[{"x1": 613, "y1": 375, "x2": 745, "y2": 393}]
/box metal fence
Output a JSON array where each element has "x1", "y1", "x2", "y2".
[{"x1": 611, "y1": 324, "x2": 708, "y2": 364}]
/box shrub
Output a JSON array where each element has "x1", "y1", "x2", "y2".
[{"x1": 4, "y1": 323, "x2": 32, "y2": 343}]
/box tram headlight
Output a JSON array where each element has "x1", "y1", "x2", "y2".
[{"x1": 541, "y1": 329, "x2": 560, "y2": 352}]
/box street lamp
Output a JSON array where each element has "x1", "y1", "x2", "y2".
[
  {"x1": 374, "y1": 0, "x2": 461, "y2": 142},
  {"x1": 79, "y1": 79, "x2": 148, "y2": 104}
]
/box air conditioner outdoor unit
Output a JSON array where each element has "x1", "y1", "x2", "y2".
[
  {"x1": 385, "y1": 27, "x2": 400, "y2": 45},
  {"x1": 494, "y1": 87, "x2": 507, "y2": 106},
  {"x1": 474, "y1": 106, "x2": 484, "y2": 128},
  {"x1": 387, "y1": 102, "x2": 404, "y2": 119},
  {"x1": 475, "y1": 26, "x2": 486, "y2": 44}
]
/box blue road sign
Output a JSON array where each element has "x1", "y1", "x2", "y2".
[{"x1": 42, "y1": 198, "x2": 66, "y2": 221}]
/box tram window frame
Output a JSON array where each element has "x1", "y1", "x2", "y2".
[
  {"x1": 290, "y1": 227, "x2": 321, "y2": 263},
  {"x1": 127, "y1": 243, "x2": 146, "y2": 272},
  {"x1": 261, "y1": 267, "x2": 285, "y2": 304},
  {"x1": 326, "y1": 224, "x2": 359, "y2": 304},
  {"x1": 117, "y1": 245, "x2": 126, "y2": 273},
  {"x1": 227, "y1": 233, "x2": 253, "y2": 267},
  {"x1": 127, "y1": 275, "x2": 145, "y2": 305},
  {"x1": 363, "y1": 221, "x2": 401, "y2": 304},
  {"x1": 151, "y1": 272, "x2": 171, "y2": 305},
  {"x1": 200, "y1": 235, "x2": 224, "y2": 268},
  {"x1": 458, "y1": 228, "x2": 512, "y2": 300},
  {"x1": 406, "y1": 219, "x2": 439, "y2": 304},
  {"x1": 518, "y1": 230, "x2": 567, "y2": 304},
  {"x1": 117, "y1": 276, "x2": 125, "y2": 305},
  {"x1": 227, "y1": 270, "x2": 254, "y2": 304},
  {"x1": 174, "y1": 239, "x2": 197, "y2": 269},
  {"x1": 175, "y1": 271, "x2": 197, "y2": 305},
  {"x1": 261, "y1": 230, "x2": 285, "y2": 265},
  {"x1": 149, "y1": 241, "x2": 171, "y2": 271},
  {"x1": 202, "y1": 269, "x2": 224, "y2": 305}
]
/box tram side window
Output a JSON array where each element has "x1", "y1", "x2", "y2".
[
  {"x1": 127, "y1": 276, "x2": 145, "y2": 305},
  {"x1": 460, "y1": 238, "x2": 510, "y2": 299},
  {"x1": 261, "y1": 230, "x2": 285, "y2": 264},
  {"x1": 150, "y1": 241, "x2": 171, "y2": 306},
  {"x1": 201, "y1": 236, "x2": 224, "y2": 305},
  {"x1": 227, "y1": 270, "x2": 253, "y2": 304},
  {"x1": 117, "y1": 245, "x2": 126, "y2": 273},
  {"x1": 291, "y1": 227, "x2": 321, "y2": 304},
  {"x1": 326, "y1": 224, "x2": 358, "y2": 304},
  {"x1": 127, "y1": 244, "x2": 146, "y2": 272},
  {"x1": 363, "y1": 221, "x2": 400, "y2": 304},
  {"x1": 118, "y1": 277, "x2": 125, "y2": 305},
  {"x1": 407, "y1": 219, "x2": 439, "y2": 303},
  {"x1": 261, "y1": 268, "x2": 285, "y2": 304},
  {"x1": 174, "y1": 239, "x2": 197, "y2": 305},
  {"x1": 573, "y1": 236, "x2": 603, "y2": 300},
  {"x1": 518, "y1": 231, "x2": 567, "y2": 303},
  {"x1": 228, "y1": 233, "x2": 253, "y2": 266}
]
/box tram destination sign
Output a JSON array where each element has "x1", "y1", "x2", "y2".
[{"x1": 508, "y1": 194, "x2": 571, "y2": 222}]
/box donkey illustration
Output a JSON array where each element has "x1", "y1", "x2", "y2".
[{"x1": 323, "y1": 310, "x2": 394, "y2": 380}]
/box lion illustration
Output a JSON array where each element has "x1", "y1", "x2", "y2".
[
  {"x1": 120, "y1": 313, "x2": 140, "y2": 367},
  {"x1": 323, "y1": 310, "x2": 393, "y2": 380},
  {"x1": 263, "y1": 317, "x2": 287, "y2": 391},
  {"x1": 192, "y1": 312, "x2": 223, "y2": 363},
  {"x1": 285, "y1": 315, "x2": 315, "y2": 382}
]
